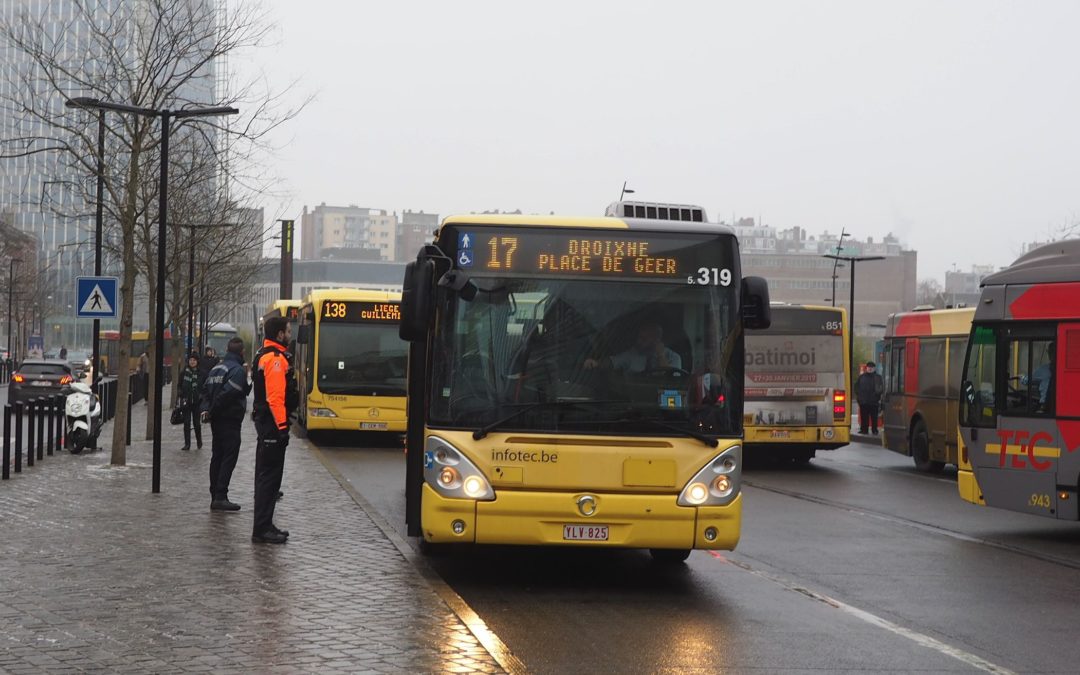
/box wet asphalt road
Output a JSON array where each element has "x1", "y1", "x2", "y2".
[{"x1": 318, "y1": 437, "x2": 1080, "y2": 674}]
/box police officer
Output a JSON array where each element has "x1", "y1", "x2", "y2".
[
  {"x1": 201, "y1": 338, "x2": 251, "y2": 511},
  {"x1": 251, "y1": 316, "x2": 292, "y2": 544}
]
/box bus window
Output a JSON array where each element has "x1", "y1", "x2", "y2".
[
  {"x1": 947, "y1": 337, "x2": 967, "y2": 399},
  {"x1": 1004, "y1": 336, "x2": 1054, "y2": 416},
  {"x1": 918, "y1": 339, "x2": 946, "y2": 397},
  {"x1": 889, "y1": 345, "x2": 905, "y2": 393},
  {"x1": 961, "y1": 326, "x2": 997, "y2": 427}
]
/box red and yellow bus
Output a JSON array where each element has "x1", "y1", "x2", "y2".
[
  {"x1": 294, "y1": 289, "x2": 406, "y2": 434},
  {"x1": 881, "y1": 307, "x2": 975, "y2": 471},
  {"x1": 744, "y1": 304, "x2": 850, "y2": 462},
  {"x1": 958, "y1": 241, "x2": 1080, "y2": 519},
  {"x1": 398, "y1": 203, "x2": 771, "y2": 560}
]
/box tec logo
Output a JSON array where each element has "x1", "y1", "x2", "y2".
[{"x1": 993, "y1": 429, "x2": 1058, "y2": 471}]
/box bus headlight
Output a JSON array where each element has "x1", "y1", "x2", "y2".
[
  {"x1": 678, "y1": 445, "x2": 741, "y2": 507},
  {"x1": 309, "y1": 408, "x2": 338, "y2": 418},
  {"x1": 424, "y1": 436, "x2": 495, "y2": 501}
]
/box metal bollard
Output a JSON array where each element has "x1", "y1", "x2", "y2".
[
  {"x1": 36, "y1": 397, "x2": 45, "y2": 461},
  {"x1": 14, "y1": 401, "x2": 22, "y2": 473},
  {"x1": 126, "y1": 391, "x2": 132, "y2": 446},
  {"x1": 26, "y1": 399, "x2": 35, "y2": 468},
  {"x1": 46, "y1": 395, "x2": 55, "y2": 457},
  {"x1": 3, "y1": 404, "x2": 10, "y2": 480},
  {"x1": 55, "y1": 394, "x2": 63, "y2": 451}
]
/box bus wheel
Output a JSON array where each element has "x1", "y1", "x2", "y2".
[
  {"x1": 650, "y1": 548, "x2": 691, "y2": 563},
  {"x1": 911, "y1": 420, "x2": 944, "y2": 473},
  {"x1": 793, "y1": 449, "x2": 815, "y2": 464}
]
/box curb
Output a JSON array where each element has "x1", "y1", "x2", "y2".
[{"x1": 306, "y1": 439, "x2": 527, "y2": 675}]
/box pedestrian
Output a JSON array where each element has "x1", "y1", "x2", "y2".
[
  {"x1": 198, "y1": 346, "x2": 218, "y2": 383},
  {"x1": 855, "y1": 361, "x2": 884, "y2": 435},
  {"x1": 59, "y1": 345, "x2": 67, "y2": 360},
  {"x1": 251, "y1": 316, "x2": 293, "y2": 544},
  {"x1": 137, "y1": 350, "x2": 150, "y2": 402},
  {"x1": 178, "y1": 352, "x2": 203, "y2": 451},
  {"x1": 200, "y1": 338, "x2": 251, "y2": 511}
]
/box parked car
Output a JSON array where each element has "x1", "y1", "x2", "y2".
[{"x1": 9, "y1": 359, "x2": 75, "y2": 403}]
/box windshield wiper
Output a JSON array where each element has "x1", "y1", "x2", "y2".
[
  {"x1": 587, "y1": 413, "x2": 718, "y2": 448},
  {"x1": 472, "y1": 400, "x2": 629, "y2": 440}
]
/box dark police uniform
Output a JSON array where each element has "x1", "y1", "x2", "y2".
[{"x1": 201, "y1": 350, "x2": 250, "y2": 506}]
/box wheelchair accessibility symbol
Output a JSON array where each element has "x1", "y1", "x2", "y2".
[{"x1": 458, "y1": 249, "x2": 473, "y2": 267}]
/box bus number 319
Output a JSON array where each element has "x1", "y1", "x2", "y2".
[{"x1": 688, "y1": 267, "x2": 732, "y2": 286}]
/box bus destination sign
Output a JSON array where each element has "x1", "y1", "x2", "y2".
[
  {"x1": 322, "y1": 301, "x2": 401, "y2": 323},
  {"x1": 448, "y1": 226, "x2": 733, "y2": 284}
]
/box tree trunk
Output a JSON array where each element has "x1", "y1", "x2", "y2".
[{"x1": 110, "y1": 139, "x2": 146, "y2": 466}]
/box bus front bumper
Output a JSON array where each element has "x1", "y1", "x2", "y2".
[
  {"x1": 420, "y1": 484, "x2": 741, "y2": 550},
  {"x1": 957, "y1": 469, "x2": 985, "y2": 505}
]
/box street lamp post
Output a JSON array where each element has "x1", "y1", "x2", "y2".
[
  {"x1": 65, "y1": 97, "x2": 238, "y2": 493},
  {"x1": 7, "y1": 258, "x2": 19, "y2": 364},
  {"x1": 829, "y1": 228, "x2": 849, "y2": 306},
  {"x1": 824, "y1": 253, "x2": 886, "y2": 383},
  {"x1": 64, "y1": 101, "x2": 108, "y2": 387}
]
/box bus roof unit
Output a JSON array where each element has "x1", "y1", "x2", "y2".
[{"x1": 981, "y1": 239, "x2": 1080, "y2": 287}]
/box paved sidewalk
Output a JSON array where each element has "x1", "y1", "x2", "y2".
[{"x1": 0, "y1": 401, "x2": 506, "y2": 673}]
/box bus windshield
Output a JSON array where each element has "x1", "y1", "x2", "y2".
[
  {"x1": 429, "y1": 276, "x2": 741, "y2": 437},
  {"x1": 317, "y1": 322, "x2": 407, "y2": 397}
]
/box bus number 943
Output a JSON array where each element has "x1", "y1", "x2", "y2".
[{"x1": 688, "y1": 267, "x2": 732, "y2": 286}]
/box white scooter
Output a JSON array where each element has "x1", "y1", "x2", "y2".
[{"x1": 65, "y1": 382, "x2": 102, "y2": 454}]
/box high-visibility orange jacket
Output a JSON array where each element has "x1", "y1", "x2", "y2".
[{"x1": 253, "y1": 339, "x2": 289, "y2": 431}]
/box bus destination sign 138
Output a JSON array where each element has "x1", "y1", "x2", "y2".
[{"x1": 321, "y1": 301, "x2": 401, "y2": 323}]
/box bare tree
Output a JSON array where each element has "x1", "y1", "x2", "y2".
[
  {"x1": 916, "y1": 278, "x2": 942, "y2": 307},
  {"x1": 0, "y1": 0, "x2": 305, "y2": 464}
]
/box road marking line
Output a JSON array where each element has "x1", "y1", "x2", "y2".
[
  {"x1": 308, "y1": 442, "x2": 527, "y2": 675},
  {"x1": 712, "y1": 555, "x2": 1015, "y2": 675},
  {"x1": 744, "y1": 481, "x2": 1080, "y2": 571}
]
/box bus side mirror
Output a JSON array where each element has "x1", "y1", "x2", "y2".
[
  {"x1": 741, "y1": 276, "x2": 771, "y2": 330},
  {"x1": 296, "y1": 324, "x2": 309, "y2": 345},
  {"x1": 400, "y1": 260, "x2": 434, "y2": 342}
]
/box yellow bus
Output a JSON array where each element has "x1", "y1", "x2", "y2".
[
  {"x1": 294, "y1": 289, "x2": 407, "y2": 434},
  {"x1": 881, "y1": 306, "x2": 974, "y2": 472},
  {"x1": 398, "y1": 203, "x2": 771, "y2": 561},
  {"x1": 261, "y1": 299, "x2": 301, "y2": 341},
  {"x1": 744, "y1": 304, "x2": 850, "y2": 462}
]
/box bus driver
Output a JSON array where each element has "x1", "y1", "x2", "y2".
[{"x1": 584, "y1": 322, "x2": 682, "y2": 374}]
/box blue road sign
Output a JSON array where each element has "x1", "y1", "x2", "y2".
[{"x1": 76, "y1": 276, "x2": 119, "y2": 319}]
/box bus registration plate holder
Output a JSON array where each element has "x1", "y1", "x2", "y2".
[
  {"x1": 360, "y1": 422, "x2": 388, "y2": 430},
  {"x1": 563, "y1": 524, "x2": 609, "y2": 541}
]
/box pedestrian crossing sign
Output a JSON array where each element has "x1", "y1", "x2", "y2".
[{"x1": 76, "y1": 276, "x2": 119, "y2": 319}]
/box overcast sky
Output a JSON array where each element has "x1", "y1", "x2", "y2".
[{"x1": 245, "y1": 0, "x2": 1080, "y2": 280}]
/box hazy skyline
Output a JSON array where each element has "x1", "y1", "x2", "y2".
[{"x1": 247, "y1": 0, "x2": 1080, "y2": 280}]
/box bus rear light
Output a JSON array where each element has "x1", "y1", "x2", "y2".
[{"x1": 833, "y1": 390, "x2": 847, "y2": 420}]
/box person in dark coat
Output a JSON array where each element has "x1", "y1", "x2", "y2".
[
  {"x1": 200, "y1": 339, "x2": 250, "y2": 511},
  {"x1": 179, "y1": 352, "x2": 203, "y2": 451},
  {"x1": 854, "y1": 361, "x2": 884, "y2": 435}
]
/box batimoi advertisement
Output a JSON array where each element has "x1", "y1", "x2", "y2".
[{"x1": 744, "y1": 334, "x2": 845, "y2": 426}]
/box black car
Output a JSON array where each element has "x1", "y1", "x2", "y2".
[{"x1": 9, "y1": 359, "x2": 75, "y2": 403}]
